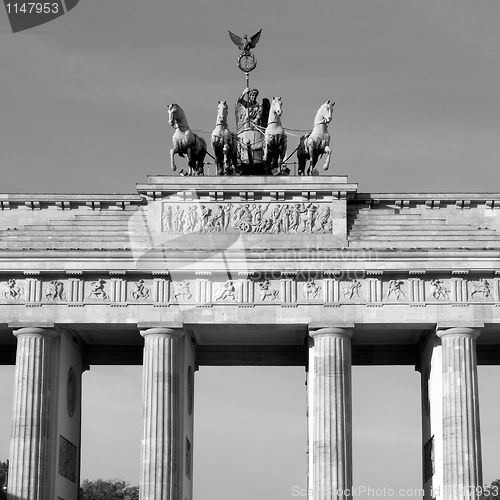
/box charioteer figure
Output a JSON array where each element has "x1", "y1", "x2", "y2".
[
  {"x1": 235, "y1": 87, "x2": 269, "y2": 170},
  {"x1": 228, "y1": 29, "x2": 272, "y2": 173}
]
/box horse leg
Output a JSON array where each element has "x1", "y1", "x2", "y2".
[
  {"x1": 322, "y1": 145, "x2": 331, "y2": 171},
  {"x1": 186, "y1": 148, "x2": 195, "y2": 176},
  {"x1": 197, "y1": 148, "x2": 206, "y2": 176},
  {"x1": 212, "y1": 138, "x2": 222, "y2": 176},
  {"x1": 278, "y1": 135, "x2": 287, "y2": 174},
  {"x1": 218, "y1": 152, "x2": 224, "y2": 176},
  {"x1": 186, "y1": 147, "x2": 202, "y2": 175},
  {"x1": 297, "y1": 150, "x2": 305, "y2": 175},
  {"x1": 263, "y1": 135, "x2": 269, "y2": 163},
  {"x1": 307, "y1": 145, "x2": 318, "y2": 176},
  {"x1": 266, "y1": 153, "x2": 273, "y2": 176},
  {"x1": 215, "y1": 147, "x2": 223, "y2": 176},
  {"x1": 223, "y1": 144, "x2": 231, "y2": 175},
  {"x1": 226, "y1": 145, "x2": 235, "y2": 176},
  {"x1": 170, "y1": 147, "x2": 178, "y2": 172},
  {"x1": 297, "y1": 136, "x2": 308, "y2": 175}
]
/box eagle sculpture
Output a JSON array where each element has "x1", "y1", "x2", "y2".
[{"x1": 228, "y1": 29, "x2": 262, "y2": 52}]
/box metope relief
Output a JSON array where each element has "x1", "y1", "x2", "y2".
[
  {"x1": 161, "y1": 202, "x2": 333, "y2": 234},
  {"x1": 430, "y1": 279, "x2": 450, "y2": 300},
  {"x1": 386, "y1": 280, "x2": 406, "y2": 300},
  {"x1": 172, "y1": 280, "x2": 193, "y2": 302},
  {"x1": 1, "y1": 274, "x2": 500, "y2": 307},
  {"x1": 342, "y1": 279, "x2": 362, "y2": 300},
  {"x1": 213, "y1": 280, "x2": 237, "y2": 302},
  {"x1": 3, "y1": 279, "x2": 24, "y2": 300},
  {"x1": 131, "y1": 279, "x2": 151, "y2": 301},
  {"x1": 44, "y1": 280, "x2": 66, "y2": 301},
  {"x1": 303, "y1": 279, "x2": 321, "y2": 300},
  {"x1": 470, "y1": 279, "x2": 493, "y2": 300},
  {"x1": 87, "y1": 279, "x2": 108, "y2": 300},
  {"x1": 258, "y1": 280, "x2": 279, "y2": 301}
]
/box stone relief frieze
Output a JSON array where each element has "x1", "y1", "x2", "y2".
[
  {"x1": 44, "y1": 280, "x2": 66, "y2": 300},
  {"x1": 303, "y1": 279, "x2": 321, "y2": 300},
  {"x1": 162, "y1": 202, "x2": 333, "y2": 234},
  {"x1": 430, "y1": 279, "x2": 450, "y2": 300},
  {"x1": 470, "y1": 279, "x2": 492, "y2": 299},
  {"x1": 213, "y1": 280, "x2": 237, "y2": 301},
  {"x1": 343, "y1": 279, "x2": 362, "y2": 300},
  {"x1": 131, "y1": 279, "x2": 150, "y2": 300},
  {"x1": 387, "y1": 280, "x2": 406, "y2": 300},
  {"x1": 3, "y1": 279, "x2": 23, "y2": 299},
  {"x1": 258, "y1": 280, "x2": 279, "y2": 301},
  {"x1": 172, "y1": 280, "x2": 192, "y2": 301},
  {"x1": 88, "y1": 279, "x2": 108, "y2": 300},
  {"x1": 0, "y1": 275, "x2": 498, "y2": 306}
]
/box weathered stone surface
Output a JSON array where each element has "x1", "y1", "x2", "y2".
[
  {"x1": 436, "y1": 327, "x2": 483, "y2": 500},
  {"x1": 8, "y1": 327, "x2": 57, "y2": 500},
  {"x1": 140, "y1": 328, "x2": 184, "y2": 500},
  {"x1": 309, "y1": 328, "x2": 353, "y2": 500}
]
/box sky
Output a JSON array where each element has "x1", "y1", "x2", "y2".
[{"x1": 1, "y1": 0, "x2": 500, "y2": 497}]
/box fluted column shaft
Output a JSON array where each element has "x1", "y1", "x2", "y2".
[
  {"x1": 437, "y1": 327, "x2": 483, "y2": 500},
  {"x1": 310, "y1": 327, "x2": 353, "y2": 500},
  {"x1": 140, "y1": 328, "x2": 184, "y2": 500},
  {"x1": 8, "y1": 327, "x2": 57, "y2": 500}
]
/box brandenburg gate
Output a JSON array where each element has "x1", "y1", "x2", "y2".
[{"x1": 1, "y1": 175, "x2": 499, "y2": 500}]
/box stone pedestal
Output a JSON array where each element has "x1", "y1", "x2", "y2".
[
  {"x1": 308, "y1": 327, "x2": 353, "y2": 500},
  {"x1": 436, "y1": 327, "x2": 483, "y2": 500},
  {"x1": 8, "y1": 327, "x2": 57, "y2": 500},
  {"x1": 140, "y1": 328, "x2": 184, "y2": 500}
]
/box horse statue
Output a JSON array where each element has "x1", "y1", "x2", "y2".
[
  {"x1": 168, "y1": 103, "x2": 207, "y2": 176},
  {"x1": 297, "y1": 100, "x2": 334, "y2": 175},
  {"x1": 211, "y1": 101, "x2": 238, "y2": 175},
  {"x1": 263, "y1": 96, "x2": 287, "y2": 175}
]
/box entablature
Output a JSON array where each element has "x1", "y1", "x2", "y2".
[{"x1": 0, "y1": 268, "x2": 499, "y2": 308}]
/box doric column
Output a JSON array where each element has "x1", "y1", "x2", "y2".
[
  {"x1": 140, "y1": 327, "x2": 184, "y2": 500},
  {"x1": 436, "y1": 327, "x2": 483, "y2": 500},
  {"x1": 8, "y1": 327, "x2": 57, "y2": 500},
  {"x1": 309, "y1": 327, "x2": 353, "y2": 500}
]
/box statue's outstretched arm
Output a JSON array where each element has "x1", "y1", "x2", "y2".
[{"x1": 238, "y1": 87, "x2": 251, "y2": 105}]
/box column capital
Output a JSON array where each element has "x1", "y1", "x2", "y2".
[
  {"x1": 140, "y1": 327, "x2": 184, "y2": 340},
  {"x1": 309, "y1": 326, "x2": 353, "y2": 340},
  {"x1": 13, "y1": 327, "x2": 58, "y2": 340},
  {"x1": 436, "y1": 326, "x2": 481, "y2": 340}
]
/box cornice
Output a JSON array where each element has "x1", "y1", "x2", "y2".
[{"x1": 353, "y1": 192, "x2": 500, "y2": 203}]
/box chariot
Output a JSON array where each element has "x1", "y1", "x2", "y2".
[{"x1": 168, "y1": 30, "x2": 334, "y2": 176}]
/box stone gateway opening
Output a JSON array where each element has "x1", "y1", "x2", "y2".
[{"x1": 1, "y1": 175, "x2": 499, "y2": 500}]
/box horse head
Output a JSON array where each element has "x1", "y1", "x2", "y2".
[
  {"x1": 316, "y1": 100, "x2": 335, "y2": 125},
  {"x1": 168, "y1": 103, "x2": 187, "y2": 128},
  {"x1": 271, "y1": 96, "x2": 283, "y2": 117},
  {"x1": 216, "y1": 100, "x2": 228, "y2": 125},
  {"x1": 167, "y1": 103, "x2": 177, "y2": 127}
]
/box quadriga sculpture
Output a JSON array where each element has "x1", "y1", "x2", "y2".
[
  {"x1": 297, "y1": 100, "x2": 334, "y2": 175},
  {"x1": 211, "y1": 101, "x2": 238, "y2": 176},
  {"x1": 168, "y1": 103, "x2": 207, "y2": 176},
  {"x1": 263, "y1": 96, "x2": 287, "y2": 175}
]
